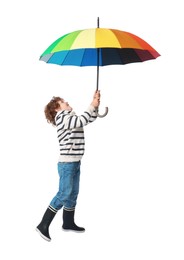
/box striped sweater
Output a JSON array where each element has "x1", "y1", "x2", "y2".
[{"x1": 55, "y1": 105, "x2": 97, "y2": 162}]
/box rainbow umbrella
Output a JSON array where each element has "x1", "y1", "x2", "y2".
[{"x1": 40, "y1": 18, "x2": 160, "y2": 117}]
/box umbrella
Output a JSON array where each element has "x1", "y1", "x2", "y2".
[{"x1": 40, "y1": 17, "x2": 160, "y2": 117}]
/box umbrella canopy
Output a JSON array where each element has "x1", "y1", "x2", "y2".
[{"x1": 40, "y1": 28, "x2": 160, "y2": 66}]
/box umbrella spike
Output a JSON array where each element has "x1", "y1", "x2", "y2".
[{"x1": 97, "y1": 17, "x2": 99, "y2": 28}]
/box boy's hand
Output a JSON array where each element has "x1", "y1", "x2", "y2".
[{"x1": 91, "y1": 90, "x2": 101, "y2": 108}]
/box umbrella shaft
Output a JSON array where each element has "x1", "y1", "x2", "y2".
[{"x1": 96, "y1": 65, "x2": 99, "y2": 91}]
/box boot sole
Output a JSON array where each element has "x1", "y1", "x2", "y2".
[
  {"x1": 62, "y1": 228, "x2": 85, "y2": 233},
  {"x1": 36, "y1": 228, "x2": 51, "y2": 242}
]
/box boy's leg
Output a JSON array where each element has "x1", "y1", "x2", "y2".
[{"x1": 62, "y1": 161, "x2": 85, "y2": 232}]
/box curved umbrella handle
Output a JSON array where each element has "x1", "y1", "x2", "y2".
[{"x1": 96, "y1": 107, "x2": 109, "y2": 118}]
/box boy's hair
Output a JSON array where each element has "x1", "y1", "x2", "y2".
[{"x1": 44, "y1": 96, "x2": 63, "y2": 126}]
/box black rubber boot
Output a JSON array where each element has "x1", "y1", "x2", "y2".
[
  {"x1": 62, "y1": 208, "x2": 85, "y2": 232},
  {"x1": 36, "y1": 205, "x2": 57, "y2": 241}
]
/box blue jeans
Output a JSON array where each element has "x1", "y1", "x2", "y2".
[{"x1": 50, "y1": 161, "x2": 81, "y2": 210}]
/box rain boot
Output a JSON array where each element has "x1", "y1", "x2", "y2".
[
  {"x1": 62, "y1": 208, "x2": 85, "y2": 232},
  {"x1": 36, "y1": 205, "x2": 57, "y2": 241}
]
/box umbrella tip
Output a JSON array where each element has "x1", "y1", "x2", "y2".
[{"x1": 97, "y1": 17, "x2": 100, "y2": 28}]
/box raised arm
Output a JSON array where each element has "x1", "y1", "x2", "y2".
[{"x1": 56, "y1": 91, "x2": 101, "y2": 129}]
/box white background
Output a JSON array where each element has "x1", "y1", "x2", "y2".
[{"x1": 0, "y1": 0, "x2": 184, "y2": 259}]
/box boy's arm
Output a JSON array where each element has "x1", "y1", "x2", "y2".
[
  {"x1": 63, "y1": 106, "x2": 97, "y2": 129},
  {"x1": 58, "y1": 91, "x2": 100, "y2": 129}
]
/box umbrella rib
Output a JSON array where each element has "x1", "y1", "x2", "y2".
[
  {"x1": 60, "y1": 51, "x2": 70, "y2": 65},
  {"x1": 80, "y1": 49, "x2": 86, "y2": 66},
  {"x1": 60, "y1": 49, "x2": 86, "y2": 66}
]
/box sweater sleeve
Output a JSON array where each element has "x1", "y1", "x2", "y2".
[
  {"x1": 88, "y1": 105, "x2": 98, "y2": 123},
  {"x1": 61, "y1": 105, "x2": 97, "y2": 130}
]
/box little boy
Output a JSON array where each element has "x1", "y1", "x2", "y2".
[{"x1": 36, "y1": 91, "x2": 100, "y2": 241}]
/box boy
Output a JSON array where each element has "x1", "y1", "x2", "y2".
[{"x1": 36, "y1": 91, "x2": 100, "y2": 241}]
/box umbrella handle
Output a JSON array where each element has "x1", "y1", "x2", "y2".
[{"x1": 96, "y1": 107, "x2": 109, "y2": 118}]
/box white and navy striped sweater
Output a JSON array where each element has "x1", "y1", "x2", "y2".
[{"x1": 55, "y1": 105, "x2": 97, "y2": 162}]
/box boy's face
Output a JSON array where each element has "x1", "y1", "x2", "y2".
[{"x1": 56, "y1": 100, "x2": 72, "y2": 112}]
